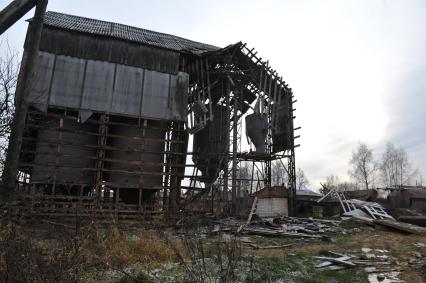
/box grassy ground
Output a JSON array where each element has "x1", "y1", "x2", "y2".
[
  {"x1": 1, "y1": 219, "x2": 425, "y2": 282},
  {"x1": 246, "y1": 227, "x2": 426, "y2": 283},
  {"x1": 110, "y1": 221, "x2": 426, "y2": 282}
]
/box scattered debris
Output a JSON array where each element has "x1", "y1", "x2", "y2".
[
  {"x1": 318, "y1": 188, "x2": 394, "y2": 220},
  {"x1": 315, "y1": 247, "x2": 407, "y2": 283},
  {"x1": 343, "y1": 209, "x2": 374, "y2": 222},
  {"x1": 317, "y1": 188, "x2": 426, "y2": 237},
  {"x1": 413, "y1": 242, "x2": 425, "y2": 248},
  {"x1": 315, "y1": 254, "x2": 356, "y2": 267},
  {"x1": 368, "y1": 272, "x2": 404, "y2": 283},
  {"x1": 362, "y1": 247, "x2": 372, "y2": 253},
  {"x1": 237, "y1": 215, "x2": 342, "y2": 239}
]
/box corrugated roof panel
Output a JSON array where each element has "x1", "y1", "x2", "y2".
[{"x1": 40, "y1": 11, "x2": 220, "y2": 53}]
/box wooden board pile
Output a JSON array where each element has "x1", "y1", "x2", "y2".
[
  {"x1": 213, "y1": 216, "x2": 344, "y2": 238},
  {"x1": 239, "y1": 216, "x2": 342, "y2": 238}
]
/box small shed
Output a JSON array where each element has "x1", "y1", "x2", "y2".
[
  {"x1": 254, "y1": 186, "x2": 289, "y2": 218},
  {"x1": 388, "y1": 188, "x2": 426, "y2": 211},
  {"x1": 294, "y1": 189, "x2": 324, "y2": 217}
]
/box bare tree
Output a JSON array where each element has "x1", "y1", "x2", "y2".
[
  {"x1": 349, "y1": 142, "x2": 377, "y2": 190},
  {"x1": 320, "y1": 175, "x2": 338, "y2": 195},
  {"x1": 271, "y1": 160, "x2": 287, "y2": 186},
  {"x1": 238, "y1": 162, "x2": 252, "y2": 193},
  {"x1": 380, "y1": 142, "x2": 417, "y2": 187},
  {"x1": 0, "y1": 40, "x2": 20, "y2": 171},
  {"x1": 296, "y1": 168, "x2": 310, "y2": 190},
  {"x1": 320, "y1": 174, "x2": 358, "y2": 195}
]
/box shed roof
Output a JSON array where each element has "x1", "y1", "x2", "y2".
[
  {"x1": 254, "y1": 187, "x2": 288, "y2": 198},
  {"x1": 38, "y1": 11, "x2": 220, "y2": 53},
  {"x1": 296, "y1": 189, "x2": 322, "y2": 198}
]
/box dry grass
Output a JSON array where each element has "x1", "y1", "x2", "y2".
[
  {"x1": 81, "y1": 226, "x2": 177, "y2": 270},
  {"x1": 0, "y1": 218, "x2": 180, "y2": 282},
  {"x1": 1, "y1": 216, "x2": 425, "y2": 282}
]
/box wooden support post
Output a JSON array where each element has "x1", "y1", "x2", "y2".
[
  {"x1": 223, "y1": 80, "x2": 230, "y2": 208},
  {"x1": 168, "y1": 121, "x2": 184, "y2": 220},
  {"x1": 94, "y1": 113, "x2": 108, "y2": 203},
  {"x1": 0, "y1": 0, "x2": 37, "y2": 35},
  {"x1": 231, "y1": 91, "x2": 239, "y2": 214},
  {"x1": 51, "y1": 117, "x2": 63, "y2": 195},
  {"x1": 249, "y1": 161, "x2": 255, "y2": 194},
  {"x1": 1, "y1": 0, "x2": 48, "y2": 199},
  {"x1": 138, "y1": 119, "x2": 147, "y2": 211},
  {"x1": 288, "y1": 89, "x2": 297, "y2": 216},
  {"x1": 115, "y1": 188, "x2": 120, "y2": 213},
  {"x1": 163, "y1": 126, "x2": 171, "y2": 213}
]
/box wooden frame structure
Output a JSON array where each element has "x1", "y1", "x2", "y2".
[{"x1": 5, "y1": 11, "x2": 298, "y2": 221}]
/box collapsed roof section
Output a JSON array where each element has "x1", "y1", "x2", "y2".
[
  {"x1": 186, "y1": 42, "x2": 295, "y2": 183},
  {"x1": 185, "y1": 42, "x2": 295, "y2": 153}
]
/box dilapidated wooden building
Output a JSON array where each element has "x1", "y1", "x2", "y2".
[{"x1": 13, "y1": 11, "x2": 297, "y2": 221}]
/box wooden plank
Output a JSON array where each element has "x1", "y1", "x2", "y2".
[
  {"x1": 26, "y1": 110, "x2": 179, "y2": 131},
  {"x1": 249, "y1": 243, "x2": 292, "y2": 249},
  {"x1": 314, "y1": 256, "x2": 356, "y2": 267},
  {"x1": 373, "y1": 219, "x2": 426, "y2": 235},
  {"x1": 237, "y1": 196, "x2": 257, "y2": 233}
]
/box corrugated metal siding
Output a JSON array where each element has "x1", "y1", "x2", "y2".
[
  {"x1": 256, "y1": 198, "x2": 288, "y2": 218},
  {"x1": 49, "y1": 55, "x2": 85, "y2": 109},
  {"x1": 81, "y1": 60, "x2": 115, "y2": 112},
  {"x1": 39, "y1": 11, "x2": 219, "y2": 53},
  {"x1": 29, "y1": 52, "x2": 188, "y2": 121},
  {"x1": 27, "y1": 52, "x2": 54, "y2": 110},
  {"x1": 111, "y1": 64, "x2": 144, "y2": 115}
]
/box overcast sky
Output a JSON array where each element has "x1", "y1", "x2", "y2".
[{"x1": 1, "y1": 0, "x2": 425, "y2": 188}]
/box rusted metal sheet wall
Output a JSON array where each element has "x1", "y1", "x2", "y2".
[{"x1": 28, "y1": 52, "x2": 189, "y2": 121}]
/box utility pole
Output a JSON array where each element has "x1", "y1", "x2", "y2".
[{"x1": 1, "y1": 0, "x2": 48, "y2": 198}]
